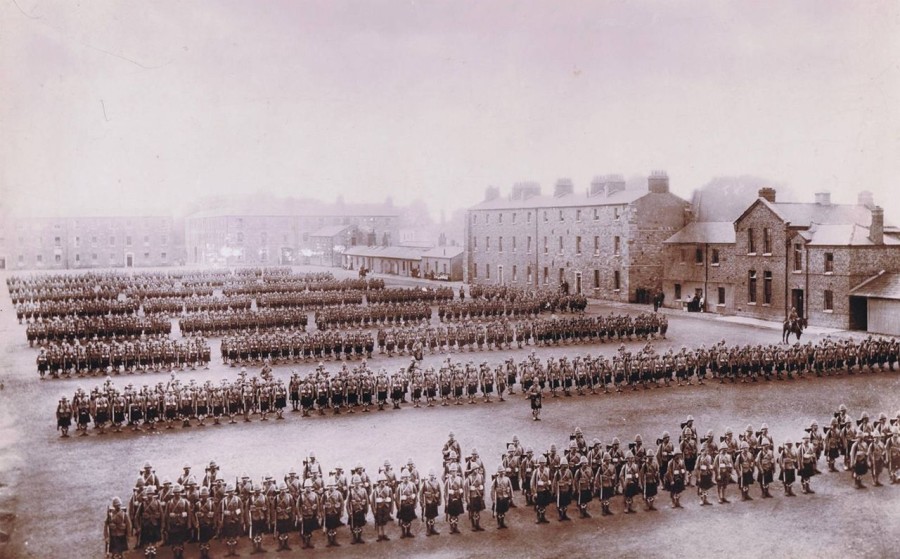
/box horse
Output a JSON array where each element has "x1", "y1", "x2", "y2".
[{"x1": 782, "y1": 317, "x2": 807, "y2": 344}]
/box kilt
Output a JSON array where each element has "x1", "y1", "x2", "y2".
[
  {"x1": 276, "y1": 518, "x2": 295, "y2": 533},
  {"x1": 196, "y1": 405, "x2": 208, "y2": 416},
  {"x1": 95, "y1": 410, "x2": 109, "y2": 424},
  {"x1": 534, "y1": 490, "x2": 553, "y2": 508},
  {"x1": 140, "y1": 524, "x2": 161, "y2": 544},
  {"x1": 495, "y1": 497, "x2": 510, "y2": 515},
  {"x1": 221, "y1": 520, "x2": 242, "y2": 538},
  {"x1": 598, "y1": 486, "x2": 615, "y2": 500},
  {"x1": 854, "y1": 461, "x2": 869, "y2": 476},
  {"x1": 300, "y1": 396, "x2": 314, "y2": 409},
  {"x1": 780, "y1": 469, "x2": 796, "y2": 484},
  {"x1": 623, "y1": 482, "x2": 641, "y2": 498},
  {"x1": 130, "y1": 408, "x2": 143, "y2": 422},
  {"x1": 324, "y1": 513, "x2": 342, "y2": 530},
  {"x1": 77, "y1": 410, "x2": 91, "y2": 425},
  {"x1": 347, "y1": 392, "x2": 358, "y2": 405},
  {"x1": 698, "y1": 473, "x2": 714, "y2": 490},
  {"x1": 557, "y1": 490, "x2": 572, "y2": 507},
  {"x1": 757, "y1": 470, "x2": 774, "y2": 484},
  {"x1": 301, "y1": 515, "x2": 320, "y2": 533},
  {"x1": 670, "y1": 478, "x2": 685, "y2": 494},
  {"x1": 741, "y1": 471, "x2": 754, "y2": 486},
  {"x1": 510, "y1": 476, "x2": 520, "y2": 491},
  {"x1": 274, "y1": 396, "x2": 286, "y2": 408},
  {"x1": 198, "y1": 523, "x2": 216, "y2": 543},
  {"x1": 228, "y1": 402, "x2": 240, "y2": 414},
  {"x1": 446, "y1": 498, "x2": 464, "y2": 516},
  {"x1": 377, "y1": 390, "x2": 388, "y2": 402},
  {"x1": 108, "y1": 535, "x2": 128, "y2": 553},
  {"x1": 644, "y1": 483, "x2": 658, "y2": 498},
  {"x1": 827, "y1": 447, "x2": 841, "y2": 460},
  {"x1": 467, "y1": 495, "x2": 484, "y2": 512},
  {"x1": 167, "y1": 525, "x2": 189, "y2": 545},
  {"x1": 800, "y1": 462, "x2": 816, "y2": 479},
  {"x1": 348, "y1": 510, "x2": 367, "y2": 527},
  {"x1": 57, "y1": 415, "x2": 71, "y2": 429},
  {"x1": 165, "y1": 408, "x2": 177, "y2": 420},
  {"x1": 483, "y1": 382, "x2": 493, "y2": 393},
  {"x1": 374, "y1": 505, "x2": 392, "y2": 526},
  {"x1": 146, "y1": 407, "x2": 158, "y2": 422},
  {"x1": 398, "y1": 504, "x2": 417, "y2": 522},
  {"x1": 578, "y1": 489, "x2": 593, "y2": 504},
  {"x1": 252, "y1": 518, "x2": 268, "y2": 534},
  {"x1": 424, "y1": 502, "x2": 439, "y2": 519}
]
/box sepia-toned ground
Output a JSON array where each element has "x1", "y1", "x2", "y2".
[{"x1": 1, "y1": 269, "x2": 899, "y2": 559}]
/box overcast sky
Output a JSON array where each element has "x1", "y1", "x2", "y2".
[{"x1": 2, "y1": 1, "x2": 898, "y2": 220}]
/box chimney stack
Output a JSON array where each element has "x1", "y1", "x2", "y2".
[
  {"x1": 858, "y1": 190, "x2": 875, "y2": 209},
  {"x1": 814, "y1": 192, "x2": 831, "y2": 205},
  {"x1": 511, "y1": 182, "x2": 541, "y2": 200},
  {"x1": 484, "y1": 186, "x2": 500, "y2": 202},
  {"x1": 870, "y1": 206, "x2": 884, "y2": 245},
  {"x1": 758, "y1": 187, "x2": 776, "y2": 203},
  {"x1": 589, "y1": 176, "x2": 606, "y2": 197},
  {"x1": 554, "y1": 178, "x2": 574, "y2": 198},
  {"x1": 606, "y1": 175, "x2": 626, "y2": 197},
  {"x1": 648, "y1": 170, "x2": 669, "y2": 194}
]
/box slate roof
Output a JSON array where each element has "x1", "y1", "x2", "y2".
[
  {"x1": 797, "y1": 224, "x2": 900, "y2": 246},
  {"x1": 663, "y1": 222, "x2": 735, "y2": 244},
  {"x1": 850, "y1": 272, "x2": 900, "y2": 300},
  {"x1": 420, "y1": 246, "x2": 465, "y2": 259},
  {"x1": 470, "y1": 189, "x2": 650, "y2": 211},
  {"x1": 342, "y1": 246, "x2": 424, "y2": 260}
]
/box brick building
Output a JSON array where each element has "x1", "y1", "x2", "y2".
[
  {"x1": 184, "y1": 199, "x2": 399, "y2": 266},
  {"x1": 662, "y1": 188, "x2": 900, "y2": 329},
  {"x1": 0, "y1": 215, "x2": 183, "y2": 270},
  {"x1": 466, "y1": 172, "x2": 690, "y2": 301}
]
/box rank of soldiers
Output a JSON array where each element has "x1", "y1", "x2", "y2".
[
  {"x1": 222, "y1": 277, "x2": 382, "y2": 297},
  {"x1": 38, "y1": 335, "x2": 211, "y2": 379},
  {"x1": 25, "y1": 315, "x2": 171, "y2": 345},
  {"x1": 314, "y1": 302, "x2": 432, "y2": 329},
  {"x1": 256, "y1": 290, "x2": 365, "y2": 310},
  {"x1": 104, "y1": 409, "x2": 900, "y2": 559},
  {"x1": 16, "y1": 298, "x2": 140, "y2": 321},
  {"x1": 365, "y1": 286, "x2": 455, "y2": 304},
  {"x1": 179, "y1": 308, "x2": 309, "y2": 335},
  {"x1": 220, "y1": 329, "x2": 375, "y2": 365}
]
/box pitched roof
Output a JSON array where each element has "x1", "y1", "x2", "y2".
[
  {"x1": 664, "y1": 222, "x2": 735, "y2": 244},
  {"x1": 737, "y1": 197, "x2": 878, "y2": 229},
  {"x1": 309, "y1": 224, "x2": 352, "y2": 238},
  {"x1": 850, "y1": 272, "x2": 900, "y2": 300},
  {"x1": 342, "y1": 246, "x2": 423, "y2": 260},
  {"x1": 797, "y1": 224, "x2": 900, "y2": 246},
  {"x1": 470, "y1": 188, "x2": 649, "y2": 211},
  {"x1": 420, "y1": 246, "x2": 464, "y2": 259}
]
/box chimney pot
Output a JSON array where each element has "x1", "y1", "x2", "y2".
[
  {"x1": 648, "y1": 170, "x2": 669, "y2": 194},
  {"x1": 554, "y1": 178, "x2": 574, "y2": 198},
  {"x1": 589, "y1": 176, "x2": 606, "y2": 197},
  {"x1": 606, "y1": 175, "x2": 626, "y2": 197},
  {"x1": 484, "y1": 186, "x2": 500, "y2": 202}
]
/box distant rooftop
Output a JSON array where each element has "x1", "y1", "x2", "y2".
[
  {"x1": 664, "y1": 222, "x2": 735, "y2": 244},
  {"x1": 471, "y1": 188, "x2": 652, "y2": 211},
  {"x1": 343, "y1": 246, "x2": 424, "y2": 260}
]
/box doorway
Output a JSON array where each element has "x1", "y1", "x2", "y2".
[
  {"x1": 125, "y1": 253, "x2": 134, "y2": 268},
  {"x1": 849, "y1": 296, "x2": 867, "y2": 331},
  {"x1": 791, "y1": 289, "x2": 805, "y2": 318},
  {"x1": 498, "y1": 265, "x2": 504, "y2": 285},
  {"x1": 574, "y1": 271, "x2": 582, "y2": 295}
]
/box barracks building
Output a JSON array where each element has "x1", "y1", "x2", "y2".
[{"x1": 466, "y1": 172, "x2": 691, "y2": 302}]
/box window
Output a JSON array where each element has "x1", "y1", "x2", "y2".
[
  {"x1": 559, "y1": 210, "x2": 564, "y2": 222},
  {"x1": 594, "y1": 270, "x2": 600, "y2": 289},
  {"x1": 614, "y1": 236, "x2": 621, "y2": 256},
  {"x1": 680, "y1": 248, "x2": 686, "y2": 263},
  {"x1": 511, "y1": 237, "x2": 517, "y2": 252},
  {"x1": 54, "y1": 236, "x2": 61, "y2": 247},
  {"x1": 593, "y1": 208, "x2": 599, "y2": 220},
  {"x1": 512, "y1": 213, "x2": 517, "y2": 224},
  {"x1": 126, "y1": 235, "x2": 132, "y2": 246},
  {"x1": 498, "y1": 237, "x2": 503, "y2": 253},
  {"x1": 593, "y1": 236, "x2": 600, "y2": 255},
  {"x1": 763, "y1": 228, "x2": 772, "y2": 254},
  {"x1": 543, "y1": 267, "x2": 549, "y2": 285},
  {"x1": 92, "y1": 236, "x2": 98, "y2": 246},
  {"x1": 472, "y1": 264, "x2": 478, "y2": 278},
  {"x1": 748, "y1": 270, "x2": 757, "y2": 303},
  {"x1": 747, "y1": 228, "x2": 756, "y2": 254},
  {"x1": 527, "y1": 236, "x2": 532, "y2": 253},
  {"x1": 614, "y1": 270, "x2": 621, "y2": 291},
  {"x1": 512, "y1": 265, "x2": 517, "y2": 282},
  {"x1": 824, "y1": 290, "x2": 833, "y2": 311},
  {"x1": 498, "y1": 213, "x2": 503, "y2": 224},
  {"x1": 558, "y1": 236, "x2": 564, "y2": 253},
  {"x1": 472, "y1": 214, "x2": 477, "y2": 225},
  {"x1": 559, "y1": 268, "x2": 565, "y2": 284},
  {"x1": 486, "y1": 236, "x2": 490, "y2": 251},
  {"x1": 92, "y1": 253, "x2": 98, "y2": 261},
  {"x1": 575, "y1": 236, "x2": 582, "y2": 255},
  {"x1": 763, "y1": 271, "x2": 772, "y2": 304},
  {"x1": 54, "y1": 254, "x2": 61, "y2": 263},
  {"x1": 36, "y1": 254, "x2": 43, "y2": 263},
  {"x1": 824, "y1": 252, "x2": 834, "y2": 273},
  {"x1": 144, "y1": 252, "x2": 150, "y2": 259},
  {"x1": 144, "y1": 235, "x2": 150, "y2": 246},
  {"x1": 486, "y1": 264, "x2": 491, "y2": 279},
  {"x1": 717, "y1": 287, "x2": 725, "y2": 305},
  {"x1": 161, "y1": 235, "x2": 168, "y2": 246},
  {"x1": 527, "y1": 265, "x2": 533, "y2": 284},
  {"x1": 711, "y1": 248, "x2": 720, "y2": 265},
  {"x1": 674, "y1": 283, "x2": 682, "y2": 300},
  {"x1": 527, "y1": 212, "x2": 532, "y2": 224},
  {"x1": 237, "y1": 232, "x2": 244, "y2": 244},
  {"x1": 793, "y1": 243, "x2": 802, "y2": 271},
  {"x1": 695, "y1": 247, "x2": 704, "y2": 264},
  {"x1": 543, "y1": 237, "x2": 548, "y2": 254},
  {"x1": 473, "y1": 237, "x2": 478, "y2": 250},
  {"x1": 614, "y1": 207, "x2": 621, "y2": 219},
  {"x1": 543, "y1": 211, "x2": 548, "y2": 223},
  {"x1": 576, "y1": 209, "x2": 582, "y2": 222},
  {"x1": 75, "y1": 254, "x2": 80, "y2": 262},
  {"x1": 74, "y1": 236, "x2": 80, "y2": 247},
  {"x1": 161, "y1": 252, "x2": 167, "y2": 261}
]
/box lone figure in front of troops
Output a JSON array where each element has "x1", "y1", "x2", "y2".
[
  {"x1": 104, "y1": 496, "x2": 132, "y2": 559},
  {"x1": 529, "y1": 383, "x2": 542, "y2": 421},
  {"x1": 491, "y1": 464, "x2": 513, "y2": 529},
  {"x1": 420, "y1": 469, "x2": 443, "y2": 536}
]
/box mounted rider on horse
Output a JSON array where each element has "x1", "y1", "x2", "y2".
[{"x1": 782, "y1": 307, "x2": 807, "y2": 343}]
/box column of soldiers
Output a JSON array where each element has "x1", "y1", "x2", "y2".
[
  {"x1": 56, "y1": 369, "x2": 292, "y2": 436},
  {"x1": 110, "y1": 411, "x2": 900, "y2": 557},
  {"x1": 37, "y1": 336, "x2": 210, "y2": 378}
]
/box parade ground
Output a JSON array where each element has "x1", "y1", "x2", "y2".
[{"x1": 1, "y1": 270, "x2": 899, "y2": 559}]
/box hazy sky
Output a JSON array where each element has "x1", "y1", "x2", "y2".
[{"x1": 2, "y1": 1, "x2": 898, "y2": 220}]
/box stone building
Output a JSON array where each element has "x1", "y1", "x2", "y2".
[
  {"x1": 662, "y1": 188, "x2": 900, "y2": 329},
  {"x1": 0, "y1": 215, "x2": 183, "y2": 270},
  {"x1": 184, "y1": 199, "x2": 399, "y2": 266},
  {"x1": 421, "y1": 245, "x2": 464, "y2": 281},
  {"x1": 466, "y1": 172, "x2": 690, "y2": 301}
]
